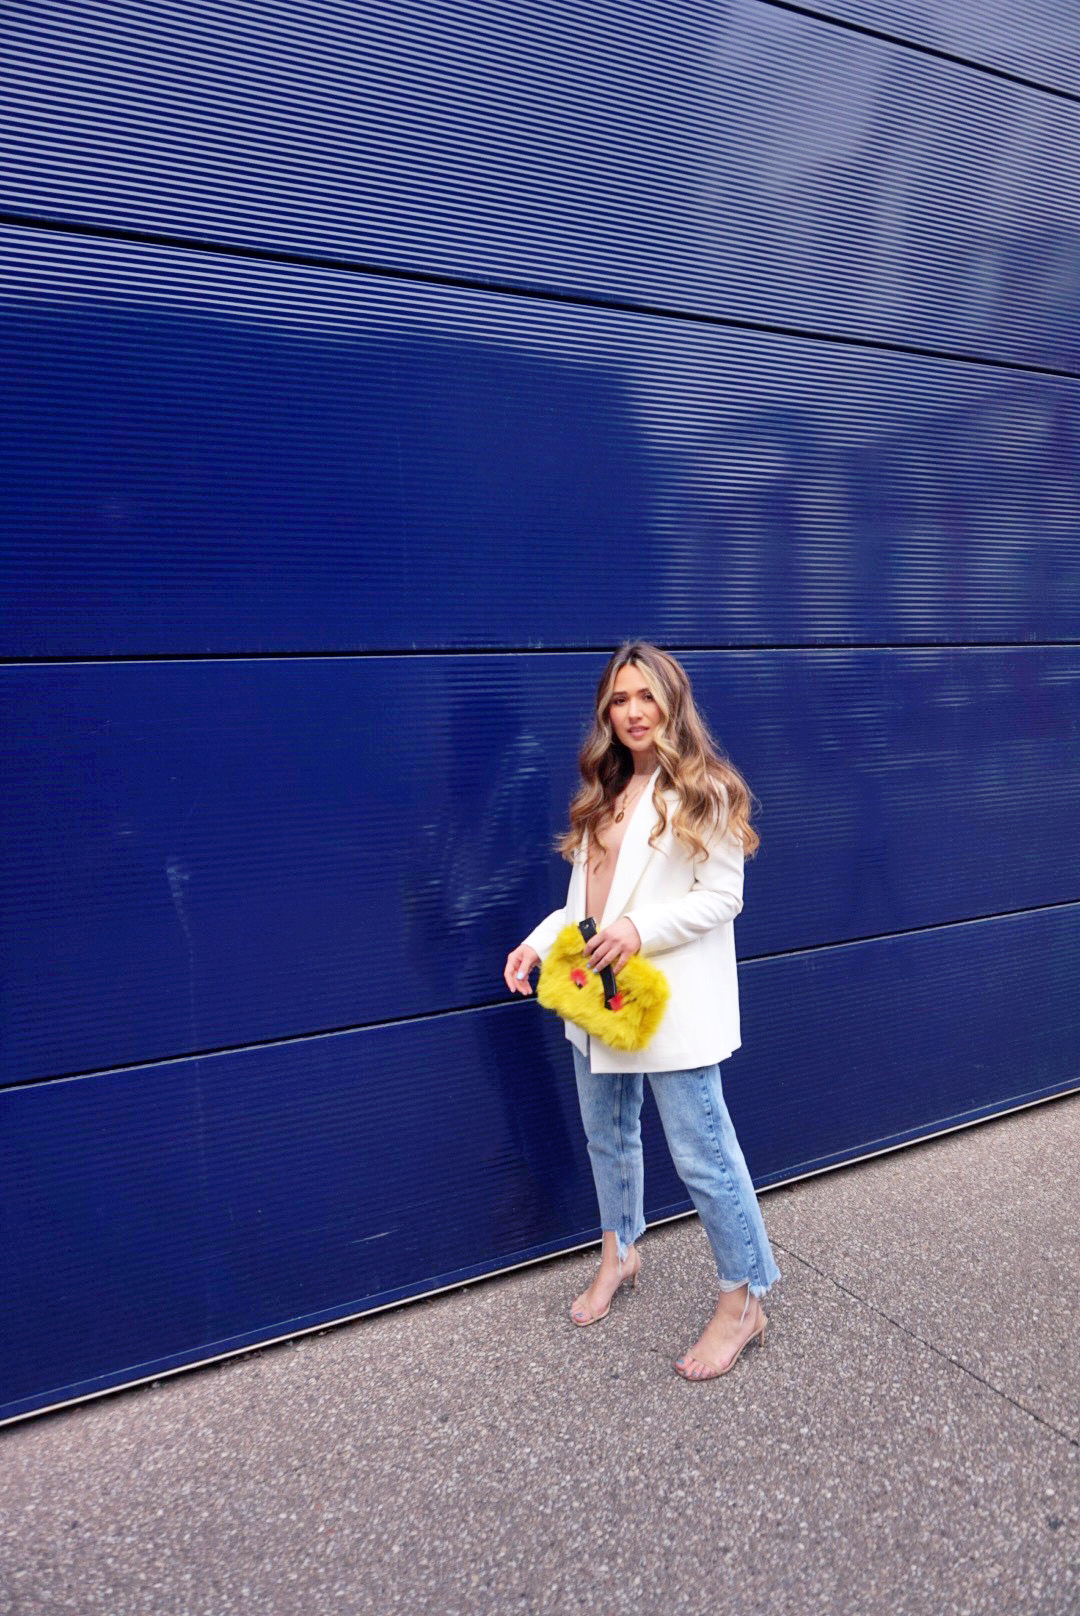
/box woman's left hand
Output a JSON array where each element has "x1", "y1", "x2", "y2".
[{"x1": 584, "y1": 917, "x2": 642, "y2": 976}]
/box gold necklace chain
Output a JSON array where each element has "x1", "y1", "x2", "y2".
[{"x1": 613, "y1": 777, "x2": 648, "y2": 824}]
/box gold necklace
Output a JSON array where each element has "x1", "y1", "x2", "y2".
[{"x1": 613, "y1": 778, "x2": 647, "y2": 823}]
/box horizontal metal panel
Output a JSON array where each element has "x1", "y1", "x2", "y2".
[
  {"x1": 811, "y1": 2, "x2": 1080, "y2": 97},
  {"x1": 4, "y1": 651, "x2": 1079, "y2": 1085},
  {"x1": 3, "y1": 3, "x2": 1079, "y2": 366},
  {"x1": 3, "y1": 231, "x2": 1080, "y2": 657},
  {"x1": 3, "y1": 904, "x2": 1076, "y2": 1422}
]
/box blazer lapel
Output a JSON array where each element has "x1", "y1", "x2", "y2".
[{"x1": 599, "y1": 766, "x2": 662, "y2": 929}]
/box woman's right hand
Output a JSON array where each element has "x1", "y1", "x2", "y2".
[{"x1": 504, "y1": 942, "x2": 541, "y2": 996}]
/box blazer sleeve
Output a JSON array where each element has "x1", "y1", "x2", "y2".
[
  {"x1": 624, "y1": 821, "x2": 745, "y2": 954},
  {"x1": 521, "y1": 904, "x2": 568, "y2": 960}
]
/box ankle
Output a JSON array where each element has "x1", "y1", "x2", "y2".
[
  {"x1": 714, "y1": 1286, "x2": 757, "y2": 1322},
  {"x1": 600, "y1": 1235, "x2": 635, "y2": 1267}
]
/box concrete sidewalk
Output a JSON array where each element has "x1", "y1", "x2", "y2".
[{"x1": 2, "y1": 1092, "x2": 1077, "y2": 1616}]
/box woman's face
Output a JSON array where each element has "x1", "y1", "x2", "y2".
[{"x1": 607, "y1": 663, "x2": 660, "y2": 758}]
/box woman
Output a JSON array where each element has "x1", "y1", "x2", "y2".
[{"x1": 503, "y1": 642, "x2": 781, "y2": 1381}]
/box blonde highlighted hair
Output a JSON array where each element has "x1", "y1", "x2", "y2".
[{"x1": 557, "y1": 641, "x2": 761, "y2": 863}]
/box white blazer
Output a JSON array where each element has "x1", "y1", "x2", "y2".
[{"x1": 522, "y1": 766, "x2": 745, "y2": 1073}]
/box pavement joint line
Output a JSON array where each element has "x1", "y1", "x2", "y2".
[{"x1": 769, "y1": 1238, "x2": 1080, "y2": 1450}]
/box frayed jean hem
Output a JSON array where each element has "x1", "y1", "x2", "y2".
[{"x1": 606, "y1": 1221, "x2": 646, "y2": 1266}]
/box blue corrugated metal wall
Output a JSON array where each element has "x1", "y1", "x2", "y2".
[{"x1": 2, "y1": 1, "x2": 1078, "y2": 1423}]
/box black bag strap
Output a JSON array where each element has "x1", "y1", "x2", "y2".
[{"x1": 578, "y1": 917, "x2": 618, "y2": 1009}]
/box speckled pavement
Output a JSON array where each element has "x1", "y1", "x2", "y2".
[{"x1": 2, "y1": 1092, "x2": 1077, "y2": 1616}]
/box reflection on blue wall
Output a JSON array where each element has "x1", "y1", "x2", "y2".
[
  {"x1": 3, "y1": 270, "x2": 1079, "y2": 653},
  {"x1": 2, "y1": 1, "x2": 1078, "y2": 1422}
]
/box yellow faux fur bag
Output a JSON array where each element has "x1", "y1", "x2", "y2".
[{"x1": 536, "y1": 918, "x2": 670, "y2": 1052}]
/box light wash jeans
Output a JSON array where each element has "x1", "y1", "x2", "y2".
[{"x1": 572, "y1": 1043, "x2": 781, "y2": 1318}]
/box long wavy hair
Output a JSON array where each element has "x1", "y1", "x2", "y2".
[{"x1": 556, "y1": 641, "x2": 761, "y2": 863}]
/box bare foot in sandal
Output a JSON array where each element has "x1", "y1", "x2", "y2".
[
  {"x1": 570, "y1": 1232, "x2": 641, "y2": 1326},
  {"x1": 675, "y1": 1283, "x2": 767, "y2": 1380}
]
